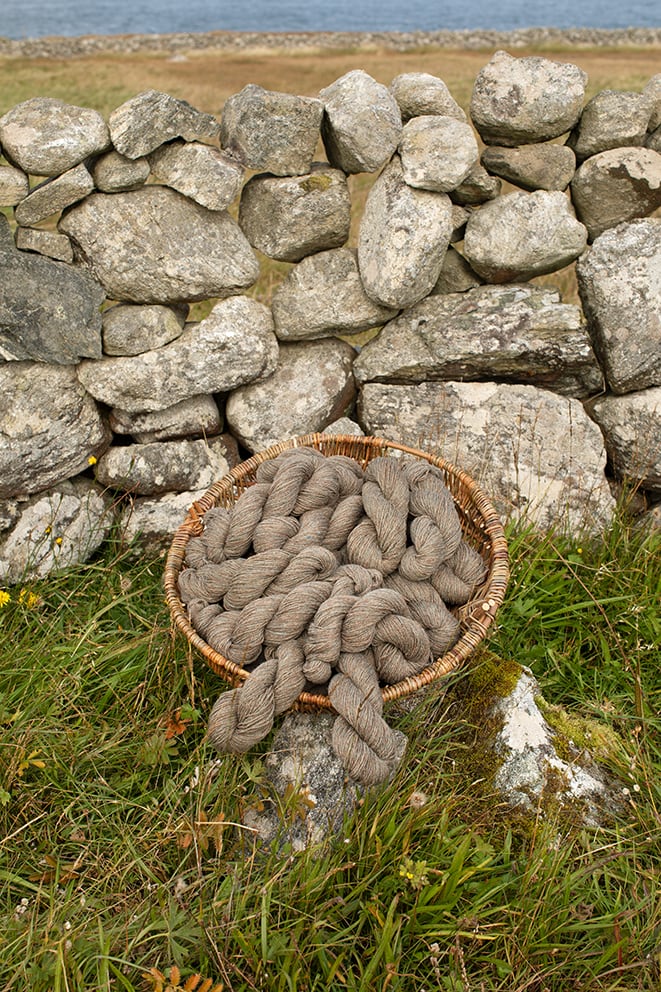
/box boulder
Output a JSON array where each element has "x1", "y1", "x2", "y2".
[
  {"x1": 14, "y1": 163, "x2": 94, "y2": 227},
  {"x1": 91, "y1": 150, "x2": 150, "y2": 192},
  {"x1": 220, "y1": 85, "x2": 323, "y2": 176},
  {"x1": 271, "y1": 247, "x2": 397, "y2": 340},
  {"x1": 0, "y1": 216, "x2": 105, "y2": 364},
  {"x1": 0, "y1": 97, "x2": 110, "y2": 176},
  {"x1": 576, "y1": 218, "x2": 661, "y2": 394},
  {"x1": 470, "y1": 51, "x2": 587, "y2": 146},
  {"x1": 14, "y1": 227, "x2": 74, "y2": 263},
  {"x1": 148, "y1": 140, "x2": 244, "y2": 210},
  {"x1": 109, "y1": 395, "x2": 222, "y2": 443},
  {"x1": 358, "y1": 380, "x2": 615, "y2": 533},
  {"x1": 108, "y1": 89, "x2": 220, "y2": 159},
  {"x1": 0, "y1": 362, "x2": 111, "y2": 499},
  {"x1": 59, "y1": 186, "x2": 259, "y2": 303},
  {"x1": 463, "y1": 189, "x2": 587, "y2": 283},
  {"x1": 319, "y1": 70, "x2": 402, "y2": 174},
  {"x1": 95, "y1": 436, "x2": 230, "y2": 496},
  {"x1": 0, "y1": 478, "x2": 112, "y2": 585},
  {"x1": 226, "y1": 338, "x2": 356, "y2": 452},
  {"x1": 238, "y1": 164, "x2": 351, "y2": 262},
  {"x1": 430, "y1": 246, "x2": 483, "y2": 295},
  {"x1": 590, "y1": 388, "x2": 661, "y2": 495},
  {"x1": 568, "y1": 89, "x2": 653, "y2": 162},
  {"x1": 0, "y1": 164, "x2": 28, "y2": 205},
  {"x1": 570, "y1": 147, "x2": 661, "y2": 241},
  {"x1": 398, "y1": 115, "x2": 479, "y2": 192},
  {"x1": 102, "y1": 303, "x2": 186, "y2": 356},
  {"x1": 77, "y1": 296, "x2": 278, "y2": 413},
  {"x1": 353, "y1": 284, "x2": 602, "y2": 398},
  {"x1": 450, "y1": 163, "x2": 501, "y2": 205},
  {"x1": 389, "y1": 72, "x2": 467, "y2": 123},
  {"x1": 357, "y1": 155, "x2": 453, "y2": 309},
  {"x1": 481, "y1": 143, "x2": 576, "y2": 191}
]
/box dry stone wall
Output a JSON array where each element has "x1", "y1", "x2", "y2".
[{"x1": 1, "y1": 53, "x2": 660, "y2": 583}]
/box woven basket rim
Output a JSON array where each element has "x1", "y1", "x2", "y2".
[{"x1": 164, "y1": 432, "x2": 510, "y2": 711}]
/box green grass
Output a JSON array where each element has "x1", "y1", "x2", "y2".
[{"x1": 0, "y1": 504, "x2": 659, "y2": 992}]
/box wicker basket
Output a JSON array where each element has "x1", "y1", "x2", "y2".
[{"x1": 164, "y1": 433, "x2": 510, "y2": 711}]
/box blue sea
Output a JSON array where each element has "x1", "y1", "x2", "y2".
[{"x1": 1, "y1": 0, "x2": 659, "y2": 40}]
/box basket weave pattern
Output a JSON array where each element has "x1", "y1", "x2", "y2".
[{"x1": 164, "y1": 433, "x2": 510, "y2": 711}]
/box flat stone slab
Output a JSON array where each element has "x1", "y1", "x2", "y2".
[
  {"x1": 0, "y1": 97, "x2": 110, "y2": 176},
  {"x1": 591, "y1": 387, "x2": 661, "y2": 494},
  {"x1": 109, "y1": 394, "x2": 222, "y2": 443},
  {"x1": 108, "y1": 89, "x2": 220, "y2": 159},
  {"x1": 14, "y1": 227, "x2": 74, "y2": 263},
  {"x1": 95, "y1": 436, "x2": 230, "y2": 496},
  {"x1": 14, "y1": 163, "x2": 94, "y2": 227}
]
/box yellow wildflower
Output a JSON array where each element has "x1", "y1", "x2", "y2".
[
  {"x1": 88, "y1": 455, "x2": 97, "y2": 466},
  {"x1": 0, "y1": 590, "x2": 10, "y2": 608}
]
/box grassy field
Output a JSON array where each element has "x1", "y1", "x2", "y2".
[{"x1": 1, "y1": 42, "x2": 660, "y2": 992}]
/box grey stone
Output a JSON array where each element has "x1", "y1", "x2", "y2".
[
  {"x1": 319, "y1": 70, "x2": 402, "y2": 174},
  {"x1": 647, "y1": 126, "x2": 661, "y2": 153},
  {"x1": 15, "y1": 227, "x2": 74, "y2": 263},
  {"x1": 570, "y1": 147, "x2": 661, "y2": 241},
  {"x1": 389, "y1": 72, "x2": 467, "y2": 123},
  {"x1": 220, "y1": 85, "x2": 323, "y2": 176},
  {"x1": 0, "y1": 362, "x2": 111, "y2": 499},
  {"x1": 109, "y1": 395, "x2": 222, "y2": 443},
  {"x1": 118, "y1": 487, "x2": 209, "y2": 556},
  {"x1": 0, "y1": 164, "x2": 28, "y2": 205},
  {"x1": 0, "y1": 500, "x2": 21, "y2": 534},
  {"x1": 59, "y1": 186, "x2": 259, "y2": 303},
  {"x1": 108, "y1": 89, "x2": 220, "y2": 159},
  {"x1": 95, "y1": 436, "x2": 230, "y2": 496},
  {"x1": 241, "y1": 712, "x2": 407, "y2": 851},
  {"x1": 271, "y1": 247, "x2": 397, "y2": 341},
  {"x1": 0, "y1": 478, "x2": 113, "y2": 585},
  {"x1": 470, "y1": 51, "x2": 587, "y2": 146},
  {"x1": 644, "y1": 73, "x2": 661, "y2": 131},
  {"x1": 481, "y1": 143, "x2": 576, "y2": 191},
  {"x1": 353, "y1": 284, "x2": 602, "y2": 398},
  {"x1": 577, "y1": 219, "x2": 661, "y2": 394},
  {"x1": 0, "y1": 97, "x2": 110, "y2": 177},
  {"x1": 358, "y1": 381, "x2": 615, "y2": 533},
  {"x1": 430, "y1": 245, "x2": 484, "y2": 295},
  {"x1": 357, "y1": 155, "x2": 453, "y2": 309},
  {"x1": 323, "y1": 417, "x2": 365, "y2": 436},
  {"x1": 0, "y1": 216, "x2": 105, "y2": 364},
  {"x1": 148, "y1": 140, "x2": 244, "y2": 211},
  {"x1": 226, "y1": 338, "x2": 356, "y2": 452},
  {"x1": 238, "y1": 164, "x2": 351, "y2": 262},
  {"x1": 14, "y1": 163, "x2": 94, "y2": 226},
  {"x1": 568, "y1": 90, "x2": 653, "y2": 162},
  {"x1": 398, "y1": 115, "x2": 479, "y2": 192},
  {"x1": 463, "y1": 190, "x2": 587, "y2": 283},
  {"x1": 449, "y1": 204, "x2": 470, "y2": 242},
  {"x1": 591, "y1": 388, "x2": 661, "y2": 494},
  {"x1": 91, "y1": 149, "x2": 150, "y2": 192},
  {"x1": 77, "y1": 295, "x2": 278, "y2": 413},
  {"x1": 450, "y1": 163, "x2": 502, "y2": 205},
  {"x1": 102, "y1": 303, "x2": 186, "y2": 356}
]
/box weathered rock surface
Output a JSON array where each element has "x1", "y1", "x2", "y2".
[
  {"x1": 109, "y1": 395, "x2": 222, "y2": 443},
  {"x1": 323, "y1": 416, "x2": 365, "y2": 436},
  {"x1": 570, "y1": 147, "x2": 661, "y2": 241},
  {"x1": 430, "y1": 245, "x2": 483, "y2": 295},
  {"x1": 0, "y1": 97, "x2": 110, "y2": 176},
  {"x1": 78, "y1": 296, "x2": 278, "y2": 413},
  {"x1": 358, "y1": 155, "x2": 453, "y2": 309},
  {"x1": 226, "y1": 338, "x2": 356, "y2": 452},
  {"x1": 91, "y1": 149, "x2": 150, "y2": 192},
  {"x1": 238, "y1": 165, "x2": 351, "y2": 262},
  {"x1": 14, "y1": 163, "x2": 94, "y2": 227},
  {"x1": 389, "y1": 72, "x2": 467, "y2": 123},
  {"x1": 0, "y1": 164, "x2": 28, "y2": 205},
  {"x1": 0, "y1": 478, "x2": 112, "y2": 585},
  {"x1": 647, "y1": 126, "x2": 661, "y2": 153},
  {"x1": 463, "y1": 190, "x2": 587, "y2": 282},
  {"x1": 398, "y1": 115, "x2": 479, "y2": 192},
  {"x1": 220, "y1": 85, "x2": 323, "y2": 176},
  {"x1": 353, "y1": 284, "x2": 602, "y2": 397},
  {"x1": 319, "y1": 70, "x2": 402, "y2": 174},
  {"x1": 591, "y1": 388, "x2": 661, "y2": 494},
  {"x1": 59, "y1": 186, "x2": 259, "y2": 303},
  {"x1": 102, "y1": 303, "x2": 186, "y2": 356},
  {"x1": 271, "y1": 247, "x2": 397, "y2": 340},
  {"x1": 118, "y1": 488, "x2": 209, "y2": 555},
  {"x1": 0, "y1": 362, "x2": 111, "y2": 499},
  {"x1": 450, "y1": 163, "x2": 502, "y2": 205},
  {"x1": 358, "y1": 380, "x2": 615, "y2": 532},
  {"x1": 576, "y1": 218, "x2": 661, "y2": 393},
  {"x1": 14, "y1": 226, "x2": 74, "y2": 263},
  {"x1": 470, "y1": 51, "x2": 587, "y2": 146},
  {"x1": 148, "y1": 140, "x2": 244, "y2": 210},
  {"x1": 481, "y1": 143, "x2": 576, "y2": 191},
  {"x1": 108, "y1": 89, "x2": 220, "y2": 159},
  {"x1": 0, "y1": 216, "x2": 105, "y2": 364},
  {"x1": 644, "y1": 73, "x2": 661, "y2": 131},
  {"x1": 568, "y1": 89, "x2": 652, "y2": 161},
  {"x1": 95, "y1": 436, "x2": 231, "y2": 495}
]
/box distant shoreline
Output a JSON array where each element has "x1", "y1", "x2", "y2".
[{"x1": 1, "y1": 26, "x2": 661, "y2": 58}]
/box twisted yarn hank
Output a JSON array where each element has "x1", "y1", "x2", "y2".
[{"x1": 178, "y1": 446, "x2": 487, "y2": 786}]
